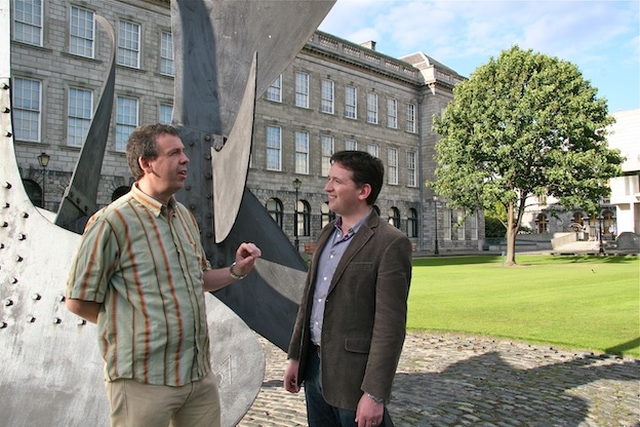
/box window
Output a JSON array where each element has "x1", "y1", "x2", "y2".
[
  {"x1": 67, "y1": 87, "x2": 93, "y2": 147},
  {"x1": 159, "y1": 103, "x2": 173, "y2": 124},
  {"x1": 160, "y1": 31, "x2": 174, "y2": 76},
  {"x1": 295, "y1": 131, "x2": 309, "y2": 174},
  {"x1": 367, "y1": 92, "x2": 378, "y2": 124},
  {"x1": 345, "y1": 139, "x2": 357, "y2": 151},
  {"x1": 321, "y1": 202, "x2": 335, "y2": 228},
  {"x1": 70, "y1": 6, "x2": 94, "y2": 58},
  {"x1": 387, "y1": 148, "x2": 398, "y2": 185},
  {"x1": 388, "y1": 207, "x2": 400, "y2": 229},
  {"x1": 408, "y1": 208, "x2": 418, "y2": 237},
  {"x1": 266, "y1": 198, "x2": 283, "y2": 228},
  {"x1": 116, "y1": 96, "x2": 138, "y2": 151},
  {"x1": 118, "y1": 20, "x2": 140, "y2": 68},
  {"x1": 321, "y1": 79, "x2": 334, "y2": 114},
  {"x1": 295, "y1": 72, "x2": 309, "y2": 108},
  {"x1": 12, "y1": 77, "x2": 41, "y2": 142},
  {"x1": 387, "y1": 98, "x2": 397, "y2": 128},
  {"x1": 444, "y1": 209, "x2": 452, "y2": 240},
  {"x1": 321, "y1": 135, "x2": 334, "y2": 176},
  {"x1": 266, "y1": 75, "x2": 282, "y2": 102},
  {"x1": 299, "y1": 200, "x2": 311, "y2": 236},
  {"x1": 537, "y1": 213, "x2": 548, "y2": 233},
  {"x1": 470, "y1": 211, "x2": 479, "y2": 240},
  {"x1": 406, "y1": 103, "x2": 416, "y2": 133},
  {"x1": 456, "y1": 210, "x2": 465, "y2": 240},
  {"x1": 366, "y1": 144, "x2": 379, "y2": 158},
  {"x1": 266, "y1": 125, "x2": 282, "y2": 171},
  {"x1": 13, "y1": 0, "x2": 42, "y2": 46},
  {"x1": 407, "y1": 151, "x2": 417, "y2": 187},
  {"x1": 345, "y1": 85, "x2": 357, "y2": 119}
]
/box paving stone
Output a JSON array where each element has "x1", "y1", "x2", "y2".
[{"x1": 238, "y1": 331, "x2": 640, "y2": 426}]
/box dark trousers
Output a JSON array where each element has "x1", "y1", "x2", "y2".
[{"x1": 303, "y1": 346, "x2": 388, "y2": 427}]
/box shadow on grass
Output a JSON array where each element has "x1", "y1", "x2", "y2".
[
  {"x1": 605, "y1": 337, "x2": 640, "y2": 356},
  {"x1": 390, "y1": 350, "x2": 640, "y2": 426}
]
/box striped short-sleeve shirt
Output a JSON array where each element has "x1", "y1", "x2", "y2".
[{"x1": 66, "y1": 184, "x2": 211, "y2": 386}]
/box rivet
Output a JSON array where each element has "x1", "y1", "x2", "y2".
[
  {"x1": 0, "y1": 243, "x2": 4, "y2": 249},
  {"x1": 0, "y1": 321, "x2": 7, "y2": 329},
  {"x1": 57, "y1": 295, "x2": 66, "y2": 303},
  {"x1": 4, "y1": 299, "x2": 13, "y2": 306},
  {"x1": 11, "y1": 277, "x2": 18, "y2": 284},
  {"x1": 2, "y1": 83, "x2": 9, "y2": 90},
  {"x1": 3, "y1": 202, "x2": 8, "y2": 208},
  {"x1": 18, "y1": 233, "x2": 26, "y2": 240},
  {"x1": 2, "y1": 107, "x2": 9, "y2": 113},
  {"x1": 189, "y1": 204, "x2": 196, "y2": 210},
  {"x1": 16, "y1": 255, "x2": 23, "y2": 262},
  {"x1": 77, "y1": 319, "x2": 87, "y2": 326},
  {"x1": 27, "y1": 315, "x2": 35, "y2": 323},
  {"x1": 53, "y1": 317, "x2": 62, "y2": 324},
  {"x1": 2, "y1": 222, "x2": 8, "y2": 227},
  {"x1": 4, "y1": 182, "x2": 11, "y2": 189},
  {"x1": 22, "y1": 212, "x2": 28, "y2": 218},
  {"x1": 204, "y1": 153, "x2": 211, "y2": 161},
  {"x1": 5, "y1": 131, "x2": 11, "y2": 138},
  {"x1": 204, "y1": 134, "x2": 212, "y2": 141},
  {"x1": 31, "y1": 293, "x2": 41, "y2": 301}
]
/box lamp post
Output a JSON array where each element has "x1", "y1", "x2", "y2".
[
  {"x1": 597, "y1": 211, "x2": 605, "y2": 255},
  {"x1": 433, "y1": 195, "x2": 439, "y2": 255},
  {"x1": 293, "y1": 178, "x2": 302, "y2": 251},
  {"x1": 37, "y1": 152, "x2": 50, "y2": 208}
]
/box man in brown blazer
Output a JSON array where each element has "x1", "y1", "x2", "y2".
[{"x1": 284, "y1": 151, "x2": 412, "y2": 427}]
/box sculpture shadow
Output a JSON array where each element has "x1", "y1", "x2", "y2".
[{"x1": 389, "y1": 351, "x2": 639, "y2": 426}]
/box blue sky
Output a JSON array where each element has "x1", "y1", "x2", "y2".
[{"x1": 319, "y1": 0, "x2": 640, "y2": 113}]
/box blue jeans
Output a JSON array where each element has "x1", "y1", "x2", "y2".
[{"x1": 303, "y1": 347, "x2": 388, "y2": 427}]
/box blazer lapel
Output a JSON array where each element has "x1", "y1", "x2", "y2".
[{"x1": 328, "y1": 212, "x2": 379, "y2": 293}]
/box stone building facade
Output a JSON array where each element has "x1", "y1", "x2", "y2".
[{"x1": 8, "y1": 0, "x2": 483, "y2": 254}]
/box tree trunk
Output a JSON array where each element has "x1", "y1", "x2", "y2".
[{"x1": 504, "y1": 202, "x2": 517, "y2": 265}]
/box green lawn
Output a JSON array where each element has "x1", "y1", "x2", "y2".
[{"x1": 408, "y1": 255, "x2": 640, "y2": 358}]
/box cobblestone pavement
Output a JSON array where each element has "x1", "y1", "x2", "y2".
[{"x1": 239, "y1": 331, "x2": 639, "y2": 427}]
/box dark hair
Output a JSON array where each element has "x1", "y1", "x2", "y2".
[
  {"x1": 330, "y1": 150, "x2": 384, "y2": 205},
  {"x1": 126, "y1": 123, "x2": 181, "y2": 181}
]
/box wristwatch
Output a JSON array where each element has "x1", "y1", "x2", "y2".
[
  {"x1": 366, "y1": 392, "x2": 383, "y2": 404},
  {"x1": 229, "y1": 262, "x2": 246, "y2": 280}
]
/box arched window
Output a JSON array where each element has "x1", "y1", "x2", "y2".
[
  {"x1": 112, "y1": 186, "x2": 130, "y2": 201},
  {"x1": 23, "y1": 179, "x2": 42, "y2": 208},
  {"x1": 387, "y1": 207, "x2": 400, "y2": 229},
  {"x1": 298, "y1": 200, "x2": 311, "y2": 236},
  {"x1": 572, "y1": 211, "x2": 585, "y2": 226},
  {"x1": 536, "y1": 213, "x2": 548, "y2": 233},
  {"x1": 602, "y1": 210, "x2": 614, "y2": 234},
  {"x1": 321, "y1": 202, "x2": 335, "y2": 228},
  {"x1": 407, "y1": 208, "x2": 418, "y2": 237},
  {"x1": 266, "y1": 198, "x2": 283, "y2": 228}
]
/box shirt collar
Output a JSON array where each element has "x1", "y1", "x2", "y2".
[
  {"x1": 334, "y1": 208, "x2": 372, "y2": 241},
  {"x1": 131, "y1": 183, "x2": 176, "y2": 218}
]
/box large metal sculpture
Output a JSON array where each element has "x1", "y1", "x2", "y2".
[{"x1": 0, "y1": 0, "x2": 334, "y2": 425}]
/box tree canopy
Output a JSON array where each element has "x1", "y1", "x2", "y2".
[{"x1": 431, "y1": 45, "x2": 623, "y2": 265}]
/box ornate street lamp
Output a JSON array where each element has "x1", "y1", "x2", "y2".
[
  {"x1": 433, "y1": 195, "x2": 439, "y2": 255},
  {"x1": 293, "y1": 178, "x2": 302, "y2": 251},
  {"x1": 598, "y1": 210, "x2": 605, "y2": 255},
  {"x1": 37, "y1": 152, "x2": 50, "y2": 208}
]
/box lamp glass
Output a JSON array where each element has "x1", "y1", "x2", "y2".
[{"x1": 37, "y1": 152, "x2": 50, "y2": 168}]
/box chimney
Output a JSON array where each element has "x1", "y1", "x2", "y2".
[{"x1": 360, "y1": 41, "x2": 376, "y2": 51}]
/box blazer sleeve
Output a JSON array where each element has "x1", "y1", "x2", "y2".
[{"x1": 360, "y1": 230, "x2": 413, "y2": 402}]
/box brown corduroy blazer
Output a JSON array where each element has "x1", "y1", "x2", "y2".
[{"x1": 287, "y1": 211, "x2": 413, "y2": 411}]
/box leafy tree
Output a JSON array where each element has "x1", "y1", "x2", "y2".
[{"x1": 431, "y1": 46, "x2": 623, "y2": 266}]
